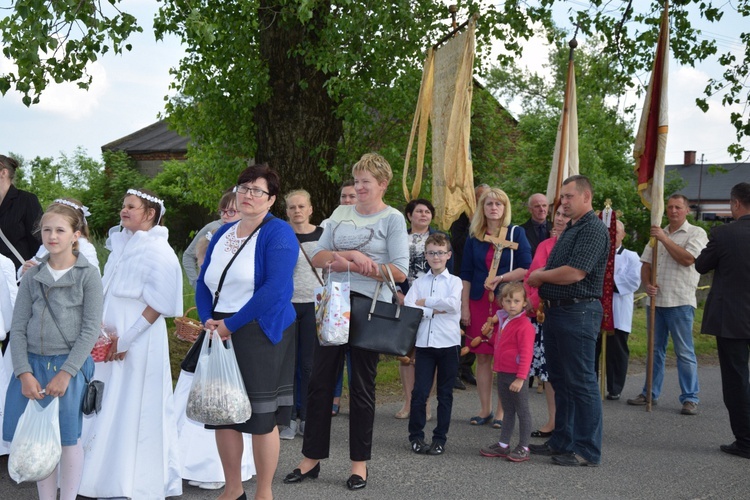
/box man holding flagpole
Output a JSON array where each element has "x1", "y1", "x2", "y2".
[{"x1": 627, "y1": 194, "x2": 707, "y2": 414}]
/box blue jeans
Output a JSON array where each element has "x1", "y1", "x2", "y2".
[
  {"x1": 544, "y1": 301, "x2": 603, "y2": 463},
  {"x1": 408, "y1": 346, "x2": 460, "y2": 445},
  {"x1": 641, "y1": 305, "x2": 699, "y2": 404}
]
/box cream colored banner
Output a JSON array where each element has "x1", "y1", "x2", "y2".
[{"x1": 403, "y1": 19, "x2": 477, "y2": 230}]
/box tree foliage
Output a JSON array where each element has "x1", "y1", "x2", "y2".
[
  {"x1": 486, "y1": 34, "x2": 685, "y2": 248},
  {"x1": 2, "y1": 0, "x2": 748, "y2": 216},
  {"x1": 0, "y1": 0, "x2": 141, "y2": 106}
]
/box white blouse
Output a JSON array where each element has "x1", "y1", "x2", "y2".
[{"x1": 203, "y1": 224, "x2": 260, "y2": 314}]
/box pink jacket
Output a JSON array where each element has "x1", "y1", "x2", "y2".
[{"x1": 489, "y1": 313, "x2": 536, "y2": 379}]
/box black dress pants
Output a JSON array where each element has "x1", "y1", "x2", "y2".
[
  {"x1": 595, "y1": 328, "x2": 630, "y2": 396},
  {"x1": 716, "y1": 337, "x2": 750, "y2": 450},
  {"x1": 302, "y1": 341, "x2": 379, "y2": 461}
]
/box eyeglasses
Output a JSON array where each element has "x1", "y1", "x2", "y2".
[
  {"x1": 218, "y1": 209, "x2": 238, "y2": 217},
  {"x1": 236, "y1": 185, "x2": 270, "y2": 197},
  {"x1": 425, "y1": 251, "x2": 449, "y2": 257}
]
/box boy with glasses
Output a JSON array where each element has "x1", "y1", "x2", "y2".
[{"x1": 404, "y1": 233, "x2": 463, "y2": 455}]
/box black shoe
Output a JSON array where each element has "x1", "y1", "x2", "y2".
[
  {"x1": 551, "y1": 452, "x2": 599, "y2": 467},
  {"x1": 461, "y1": 372, "x2": 477, "y2": 385},
  {"x1": 530, "y1": 429, "x2": 552, "y2": 438},
  {"x1": 283, "y1": 462, "x2": 320, "y2": 483},
  {"x1": 346, "y1": 471, "x2": 367, "y2": 490},
  {"x1": 528, "y1": 442, "x2": 562, "y2": 456},
  {"x1": 454, "y1": 377, "x2": 466, "y2": 390},
  {"x1": 720, "y1": 442, "x2": 750, "y2": 459},
  {"x1": 427, "y1": 442, "x2": 445, "y2": 455},
  {"x1": 606, "y1": 393, "x2": 620, "y2": 400},
  {"x1": 411, "y1": 438, "x2": 431, "y2": 454}
]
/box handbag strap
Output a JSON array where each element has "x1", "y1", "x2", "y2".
[
  {"x1": 40, "y1": 282, "x2": 91, "y2": 384},
  {"x1": 369, "y1": 265, "x2": 404, "y2": 319},
  {"x1": 212, "y1": 216, "x2": 271, "y2": 310},
  {"x1": 0, "y1": 228, "x2": 25, "y2": 267},
  {"x1": 298, "y1": 240, "x2": 323, "y2": 286}
]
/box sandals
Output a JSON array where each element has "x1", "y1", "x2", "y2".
[
  {"x1": 332, "y1": 404, "x2": 339, "y2": 417},
  {"x1": 530, "y1": 429, "x2": 553, "y2": 438},
  {"x1": 492, "y1": 419, "x2": 503, "y2": 429},
  {"x1": 469, "y1": 413, "x2": 494, "y2": 425}
]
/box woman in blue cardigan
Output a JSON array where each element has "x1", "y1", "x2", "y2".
[
  {"x1": 196, "y1": 164, "x2": 298, "y2": 500},
  {"x1": 460, "y1": 188, "x2": 531, "y2": 428}
]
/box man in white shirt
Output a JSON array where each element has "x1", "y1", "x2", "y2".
[{"x1": 627, "y1": 195, "x2": 708, "y2": 415}]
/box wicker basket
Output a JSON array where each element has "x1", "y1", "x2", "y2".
[{"x1": 174, "y1": 306, "x2": 203, "y2": 343}]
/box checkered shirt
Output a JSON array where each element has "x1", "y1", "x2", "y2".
[{"x1": 539, "y1": 210, "x2": 610, "y2": 300}]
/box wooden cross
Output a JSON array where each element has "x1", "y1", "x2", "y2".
[{"x1": 483, "y1": 226, "x2": 519, "y2": 290}]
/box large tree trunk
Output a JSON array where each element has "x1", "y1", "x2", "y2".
[{"x1": 254, "y1": 1, "x2": 342, "y2": 222}]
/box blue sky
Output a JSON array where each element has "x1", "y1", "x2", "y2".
[{"x1": 1, "y1": 2, "x2": 748, "y2": 168}]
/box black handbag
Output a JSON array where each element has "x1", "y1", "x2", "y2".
[
  {"x1": 40, "y1": 283, "x2": 103, "y2": 415},
  {"x1": 181, "y1": 216, "x2": 271, "y2": 373},
  {"x1": 82, "y1": 379, "x2": 104, "y2": 415},
  {"x1": 348, "y1": 265, "x2": 422, "y2": 357}
]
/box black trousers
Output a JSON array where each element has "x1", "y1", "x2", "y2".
[
  {"x1": 292, "y1": 302, "x2": 317, "y2": 421},
  {"x1": 302, "y1": 341, "x2": 379, "y2": 461},
  {"x1": 595, "y1": 329, "x2": 630, "y2": 396},
  {"x1": 716, "y1": 337, "x2": 750, "y2": 450}
]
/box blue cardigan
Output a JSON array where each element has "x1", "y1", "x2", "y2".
[
  {"x1": 195, "y1": 216, "x2": 298, "y2": 344},
  {"x1": 460, "y1": 224, "x2": 532, "y2": 301}
]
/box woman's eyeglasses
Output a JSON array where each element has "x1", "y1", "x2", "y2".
[
  {"x1": 218, "y1": 209, "x2": 238, "y2": 217},
  {"x1": 236, "y1": 185, "x2": 270, "y2": 197}
]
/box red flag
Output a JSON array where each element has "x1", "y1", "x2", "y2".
[{"x1": 634, "y1": 2, "x2": 669, "y2": 226}]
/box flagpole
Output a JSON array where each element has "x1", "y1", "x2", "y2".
[
  {"x1": 637, "y1": 0, "x2": 670, "y2": 412},
  {"x1": 647, "y1": 245, "x2": 658, "y2": 411},
  {"x1": 552, "y1": 35, "x2": 578, "y2": 213}
]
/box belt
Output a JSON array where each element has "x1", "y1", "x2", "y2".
[{"x1": 544, "y1": 297, "x2": 598, "y2": 308}]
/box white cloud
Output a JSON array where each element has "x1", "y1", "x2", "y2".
[{"x1": 34, "y1": 62, "x2": 109, "y2": 119}]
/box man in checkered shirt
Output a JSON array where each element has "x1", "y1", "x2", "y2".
[
  {"x1": 627, "y1": 194, "x2": 708, "y2": 415},
  {"x1": 526, "y1": 175, "x2": 609, "y2": 467}
]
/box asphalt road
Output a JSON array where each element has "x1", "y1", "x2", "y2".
[{"x1": 1, "y1": 363, "x2": 747, "y2": 499}]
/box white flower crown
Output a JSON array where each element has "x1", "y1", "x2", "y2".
[
  {"x1": 53, "y1": 198, "x2": 91, "y2": 224},
  {"x1": 127, "y1": 189, "x2": 166, "y2": 223}
]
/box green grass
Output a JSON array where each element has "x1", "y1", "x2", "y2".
[{"x1": 629, "y1": 304, "x2": 715, "y2": 357}]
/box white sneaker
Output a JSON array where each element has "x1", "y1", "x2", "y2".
[
  {"x1": 188, "y1": 481, "x2": 201, "y2": 487},
  {"x1": 279, "y1": 420, "x2": 297, "y2": 440},
  {"x1": 297, "y1": 420, "x2": 305, "y2": 436},
  {"x1": 197, "y1": 482, "x2": 225, "y2": 490}
]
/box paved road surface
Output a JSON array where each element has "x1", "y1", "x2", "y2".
[{"x1": 1, "y1": 363, "x2": 746, "y2": 499}]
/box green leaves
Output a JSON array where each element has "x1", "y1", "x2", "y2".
[{"x1": 0, "y1": 0, "x2": 142, "y2": 104}]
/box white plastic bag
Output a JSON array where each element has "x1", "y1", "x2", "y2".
[
  {"x1": 8, "y1": 398, "x2": 62, "y2": 483},
  {"x1": 314, "y1": 268, "x2": 351, "y2": 346},
  {"x1": 186, "y1": 331, "x2": 253, "y2": 425}
]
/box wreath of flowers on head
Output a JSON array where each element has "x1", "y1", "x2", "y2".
[
  {"x1": 53, "y1": 199, "x2": 91, "y2": 224},
  {"x1": 127, "y1": 188, "x2": 166, "y2": 223}
]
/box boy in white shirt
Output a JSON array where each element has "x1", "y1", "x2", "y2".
[{"x1": 404, "y1": 233, "x2": 463, "y2": 455}]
